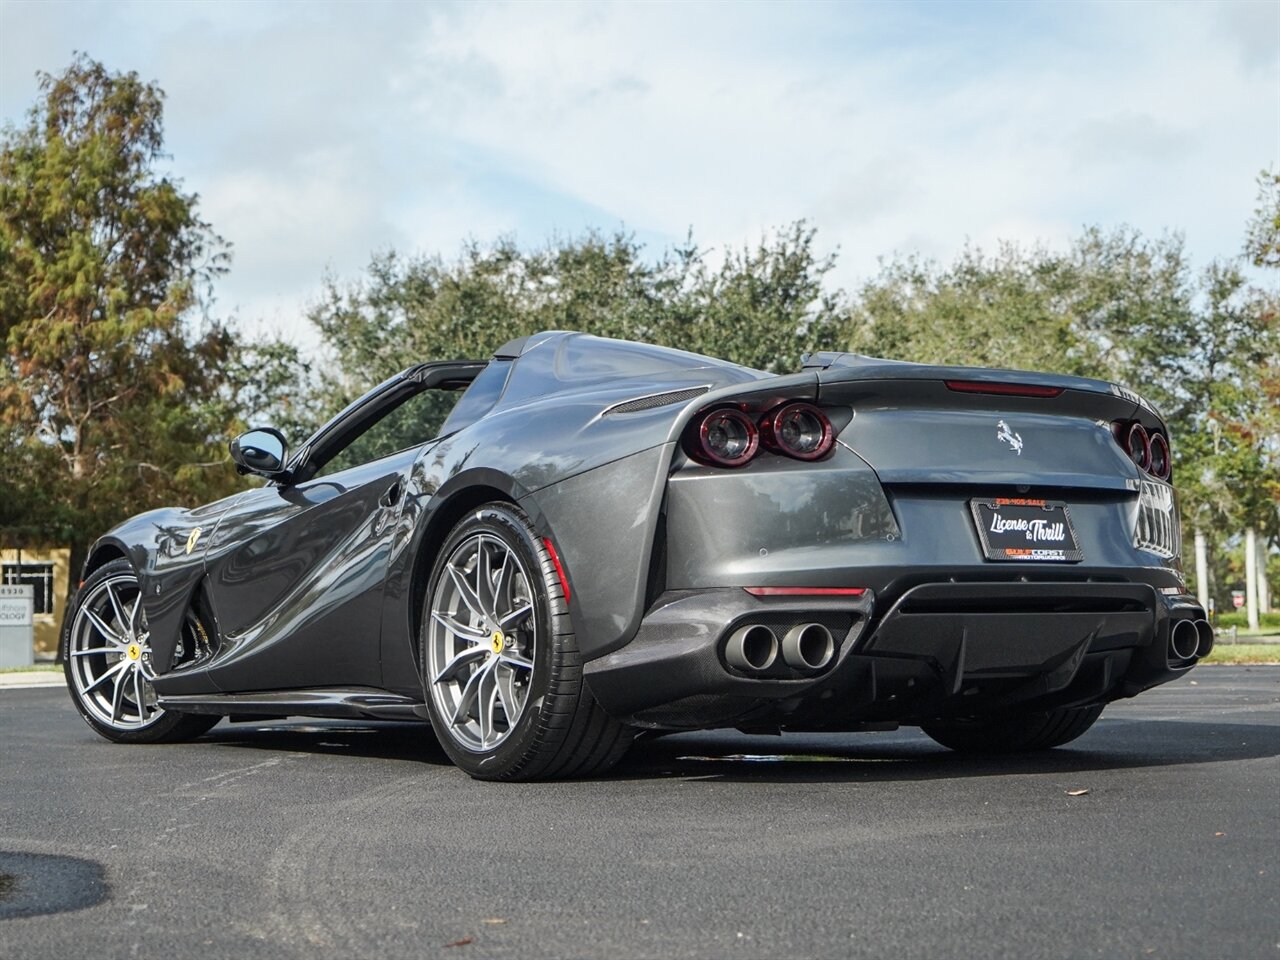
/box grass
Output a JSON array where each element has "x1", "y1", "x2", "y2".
[
  {"x1": 1222, "y1": 627, "x2": 1280, "y2": 640},
  {"x1": 1201, "y1": 644, "x2": 1280, "y2": 665},
  {"x1": 0, "y1": 662, "x2": 59, "y2": 674}
]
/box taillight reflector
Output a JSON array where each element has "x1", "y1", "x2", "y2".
[
  {"x1": 542, "y1": 537, "x2": 571, "y2": 603},
  {"x1": 744, "y1": 586, "x2": 866, "y2": 597}
]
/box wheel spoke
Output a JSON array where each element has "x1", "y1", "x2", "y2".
[
  {"x1": 498, "y1": 603, "x2": 533, "y2": 630},
  {"x1": 493, "y1": 552, "x2": 515, "y2": 619},
  {"x1": 450, "y1": 660, "x2": 488, "y2": 727},
  {"x1": 446, "y1": 563, "x2": 486, "y2": 622},
  {"x1": 129, "y1": 591, "x2": 143, "y2": 635},
  {"x1": 71, "y1": 646, "x2": 118, "y2": 658},
  {"x1": 477, "y1": 664, "x2": 499, "y2": 746},
  {"x1": 105, "y1": 582, "x2": 130, "y2": 638},
  {"x1": 475, "y1": 538, "x2": 494, "y2": 618},
  {"x1": 82, "y1": 659, "x2": 127, "y2": 695},
  {"x1": 133, "y1": 668, "x2": 146, "y2": 721},
  {"x1": 110, "y1": 667, "x2": 126, "y2": 723},
  {"x1": 495, "y1": 663, "x2": 521, "y2": 723},
  {"x1": 432, "y1": 644, "x2": 487, "y2": 684},
  {"x1": 430, "y1": 610, "x2": 487, "y2": 642},
  {"x1": 83, "y1": 607, "x2": 126, "y2": 646},
  {"x1": 497, "y1": 650, "x2": 533, "y2": 670}
]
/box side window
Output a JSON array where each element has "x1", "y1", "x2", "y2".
[{"x1": 312, "y1": 388, "x2": 462, "y2": 479}]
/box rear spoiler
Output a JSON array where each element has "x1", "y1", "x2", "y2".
[{"x1": 802, "y1": 352, "x2": 1164, "y2": 424}]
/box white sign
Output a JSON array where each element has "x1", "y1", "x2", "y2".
[
  {"x1": 0, "y1": 584, "x2": 34, "y2": 668},
  {"x1": 0, "y1": 585, "x2": 33, "y2": 626}
]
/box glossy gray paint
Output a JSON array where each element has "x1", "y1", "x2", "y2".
[{"x1": 78, "y1": 331, "x2": 1194, "y2": 721}]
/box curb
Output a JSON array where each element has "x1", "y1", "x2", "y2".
[{"x1": 0, "y1": 673, "x2": 64, "y2": 689}]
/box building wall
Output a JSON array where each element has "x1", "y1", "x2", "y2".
[{"x1": 0, "y1": 547, "x2": 71, "y2": 658}]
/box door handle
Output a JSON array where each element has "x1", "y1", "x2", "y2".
[{"x1": 379, "y1": 481, "x2": 403, "y2": 509}]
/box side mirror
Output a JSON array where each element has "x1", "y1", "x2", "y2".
[{"x1": 230, "y1": 428, "x2": 291, "y2": 481}]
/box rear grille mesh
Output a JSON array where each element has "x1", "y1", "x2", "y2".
[{"x1": 1135, "y1": 479, "x2": 1180, "y2": 559}]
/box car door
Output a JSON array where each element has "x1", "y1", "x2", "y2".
[{"x1": 201, "y1": 363, "x2": 483, "y2": 692}]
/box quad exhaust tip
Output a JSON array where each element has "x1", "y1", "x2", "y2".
[
  {"x1": 725, "y1": 624, "x2": 779, "y2": 672},
  {"x1": 782, "y1": 623, "x2": 835, "y2": 671},
  {"x1": 1169, "y1": 618, "x2": 1213, "y2": 663},
  {"x1": 1193, "y1": 619, "x2": 1214, "y2": 659}
]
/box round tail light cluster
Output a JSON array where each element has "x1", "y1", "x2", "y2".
[
  {"x1": 1113, "y1": 419, "x2": 1171, "y2": 481},
  {"x1": 686, "y1": 403, "x2": 835, "y2": 467},
  {"x1": 695, "y1": 409, "x2": 759, "y2": 467}
]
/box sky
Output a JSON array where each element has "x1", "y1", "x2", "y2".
[{"x1": 1, "y1": 0, "x2": 1277, "y2": 349}]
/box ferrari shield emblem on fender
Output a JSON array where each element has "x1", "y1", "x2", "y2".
[{"x1": 185, "y1": 527, "x2": 202, "y2": 555}]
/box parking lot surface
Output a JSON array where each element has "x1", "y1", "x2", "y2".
[{"x1": 1, "y1": 666, "x2": 1277, "y2": 959}]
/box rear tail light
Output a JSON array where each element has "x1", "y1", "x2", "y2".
[
  {"x1": 1148, "y1": 432, "x2": 1171, "y2": 481},
  {"x1": 1126, "y1": 422, "x2": 1150, "y2": 471},
  {"x1": 1111, "y1": 419, "x2": 1171, "y2": 481},
  {"x1": 688, "y1": 408, "x2": 759, "y2": 467},
  {"x1": 760, "y1": 402, "x2": 834, "y2": 461}
]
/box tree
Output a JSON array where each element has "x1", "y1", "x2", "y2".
[
  {"x1": 305, "y1": 223, "x2": 846, "y2": 423},
  {"x1": 1245, "y1": 168, "x2": 1280, "y2": 269},
  {"x1": 0, "y1": 55, "x2": 244, "y2": 567}
]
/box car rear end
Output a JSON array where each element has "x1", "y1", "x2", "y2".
[{"x1": 584, "y1": 356, "x2": 1210, "y2": 732}]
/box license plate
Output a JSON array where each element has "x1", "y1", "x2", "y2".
[{"x1": 969, "y1": 498, "x2": 1083, "y2": 563}]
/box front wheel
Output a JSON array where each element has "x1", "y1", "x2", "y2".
[
  {"x1": 63, "y1": 559, "x2": 220, "y2": 744},
  {"x1": 420, "y1": 502, "x2": 632, "y2": 780},
  {"x1": 921, "y1": 705, "x2": 1105, "y2": 754}
]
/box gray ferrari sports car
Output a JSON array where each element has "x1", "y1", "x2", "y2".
[{"x1": 63, "y1": 332, "x2": 1209, "y2": 779}]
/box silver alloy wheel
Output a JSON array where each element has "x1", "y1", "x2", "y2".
[
  {"x1": 68, "y1": 572, "x2": 163, "y2": 730},
  {"x1": 426, "y1": 533, "x2": 537, "y2": 752}
]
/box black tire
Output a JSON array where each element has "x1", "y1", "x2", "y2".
[
  {"x1": 63, "y1": 559, "x2": 220, "y2": 745},
  {"x1": 920, "y1": 705, "x2": 1104, "y2": 754},
  {"x1": 420, "y1": 502, "x2": 632, "y2": 781}
]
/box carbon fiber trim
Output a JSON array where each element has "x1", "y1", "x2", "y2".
[{"x1": 602, "y1": 386, "x2": 710, "y2": 415}]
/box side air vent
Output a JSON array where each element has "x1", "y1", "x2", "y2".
[{"x1": 603, "y1": 386, "x2": 710, "y2": 416}]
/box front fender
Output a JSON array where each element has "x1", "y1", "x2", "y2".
[{"x1": 83, "y1": 493, "x2": 245, "y2": 675}]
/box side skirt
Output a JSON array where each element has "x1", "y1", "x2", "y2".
[{"x1": 157, "y1": 687, "x2": 430, "y2": 722}]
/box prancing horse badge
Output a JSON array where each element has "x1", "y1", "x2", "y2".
[{"x1": 997, "y1": 419, "x2": 1023, "y2": 456}]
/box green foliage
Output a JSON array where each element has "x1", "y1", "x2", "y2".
[
  {"x1": 0, "y1": 55, "x2": 270, "y2": 557},
  {"x1": 1245, "y1": 168, "x2": 1280, "y2": 269},
  {"x1": 1212, "y1": 611, "x2": 1280, "y2": 630},
  {"x1": 306, "y1": 223, "x2": 845, "y2": 421}
]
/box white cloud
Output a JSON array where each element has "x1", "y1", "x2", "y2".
[{"x1": 1, "y1": 0, "x2": 1275, "y2": 350}]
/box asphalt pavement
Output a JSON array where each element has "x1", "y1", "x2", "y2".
[{"x1": 1, "y1": 667, "x2": 1277, "y2": 959}]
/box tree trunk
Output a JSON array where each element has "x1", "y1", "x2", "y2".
[
  {"x1": 1259, "y1": 535, "x2": 1272, "y2": 615},
  {"x1": 56, "y1": 539, "x2": 90, "y2": 665},
  {"x1": 1244, "y1": 527, "x2": 1259, "y2": 631},
  {"x1": 1194, "y1": 530, "x2": 1209, "y2": 612}
]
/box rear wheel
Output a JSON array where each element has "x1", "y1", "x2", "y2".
[
  {"x1": 921, "y1": 705, "x2": 1104, "y2": 753},
  {"x1": 63, "y1": 559, "x2": 220, "y2": 744},
  {"x1": 421, "y1": 502, "x2": 632, "y2": 780}
]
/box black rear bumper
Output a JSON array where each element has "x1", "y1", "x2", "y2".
[{"x1": 583, "y1": 580, "x2": 1206, "y2": 730}]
